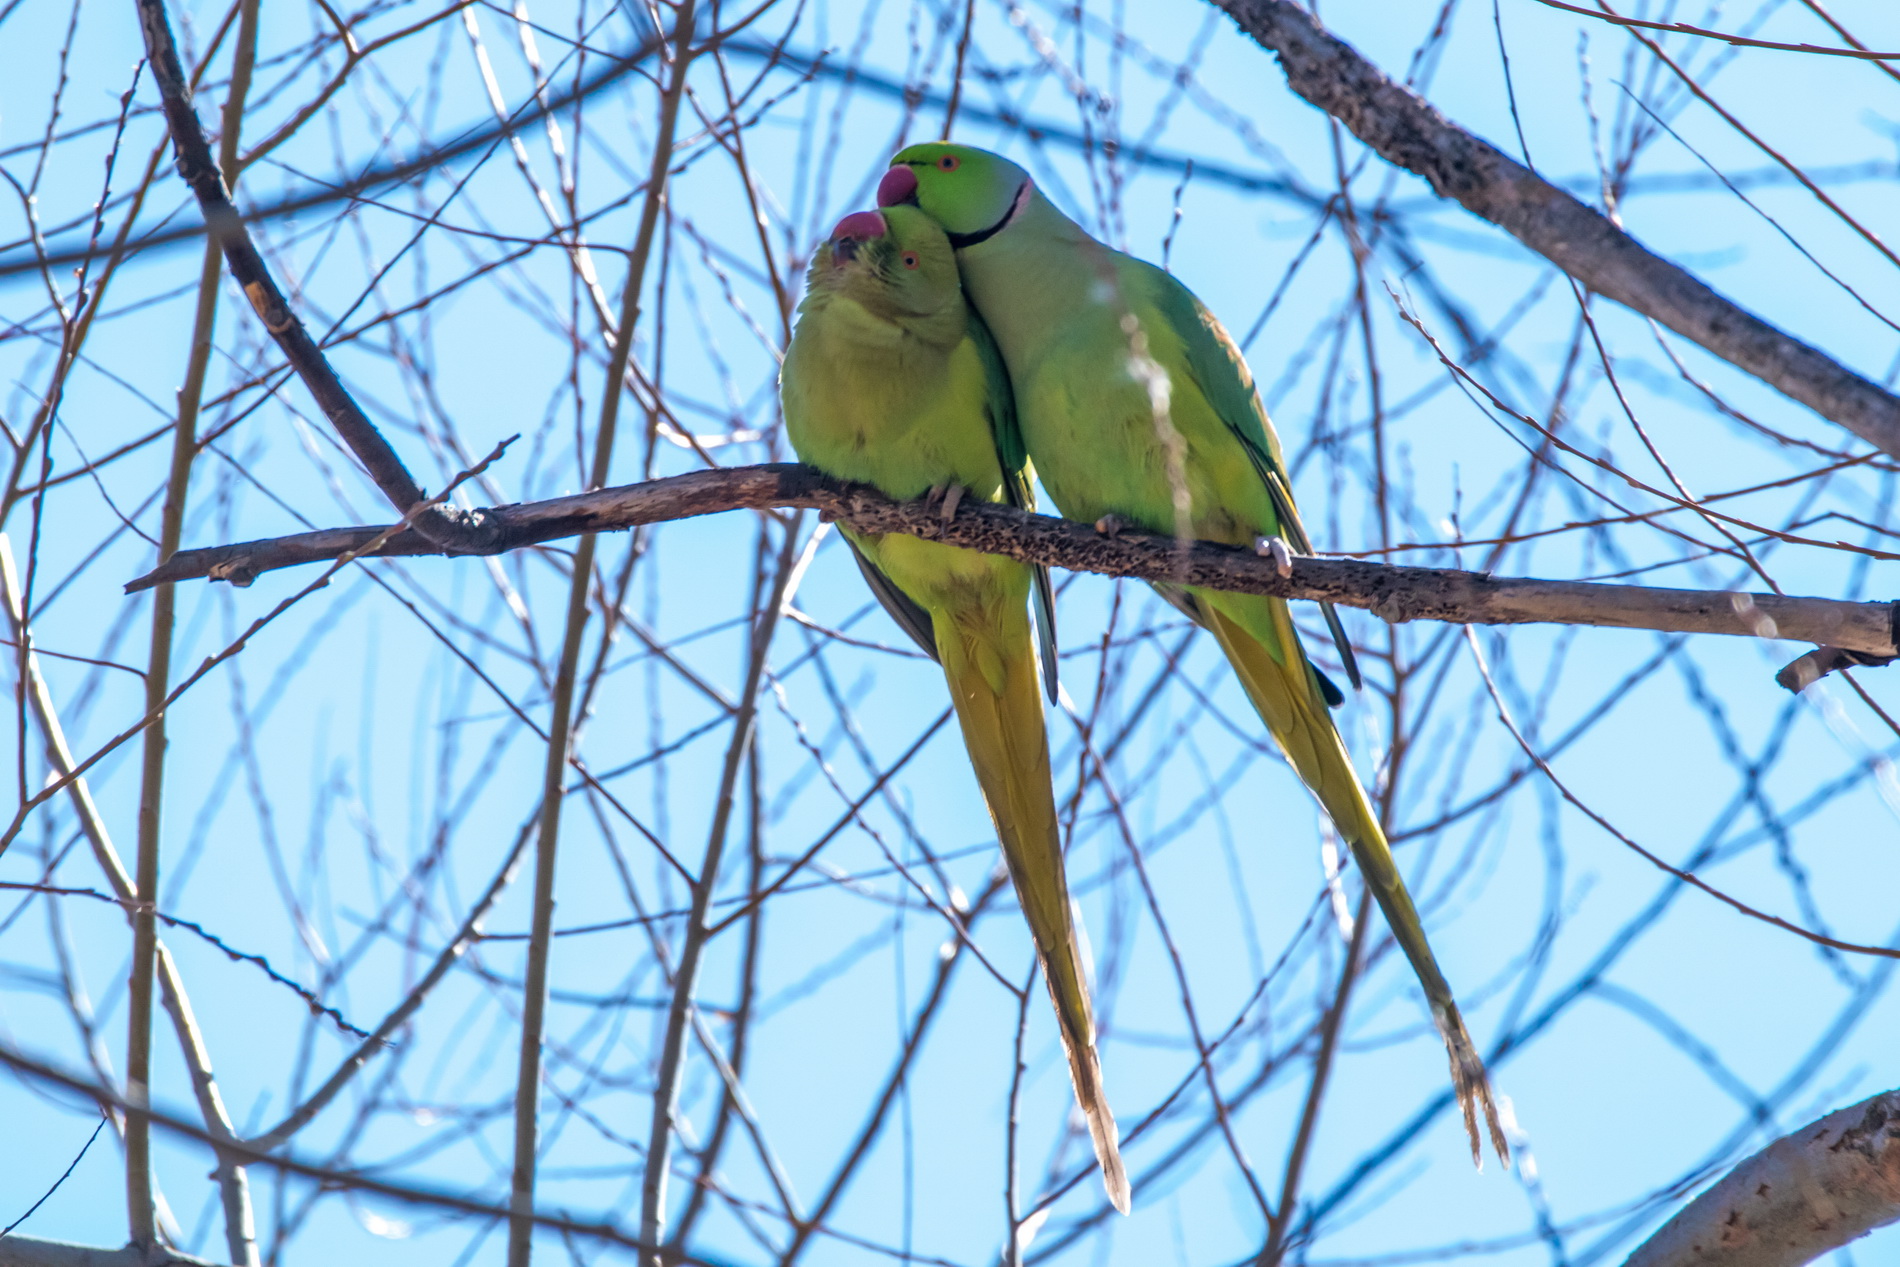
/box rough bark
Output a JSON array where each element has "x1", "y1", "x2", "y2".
[
  {"x1": 1211, "y1": 0, "x2": 1900, "y2": 460},
  {"x1": 124, "y1": 464, "x2": 1898, "y2": 658},
  {"x1": 1623, "y1": 1089, "x2": 1900, "y2": 1267},
  {"x1": 0, "y1": 1238, "x2": 223, "y2": 1267}
]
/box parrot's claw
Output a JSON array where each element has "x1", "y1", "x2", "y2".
[
  {"x1": 1254, "y1": 535, "x2": 1295, "y2": 578},
  {"x1": 923, "y1": 482, "x2": 965, "y2": 526},
  {"x1": 1095, "y1": 513, "x2": 1127, "y2": 538}
]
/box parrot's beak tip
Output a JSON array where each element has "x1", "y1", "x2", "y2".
[
  {"x1": 827, "y1": 211, "x2": 888, "y2": 269},
  {"x1": 877, "y1": 164, "x2": 919, "y2": 207}
]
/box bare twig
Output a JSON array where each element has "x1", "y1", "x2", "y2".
[
  {"x1": 131, "y1": 0, "x2": 491, "y2": 549},
  {"x1": 1775, "y1": 645, "x2": 1895, "y2": 693},
  {"x1": 643, "y1": 521, "x2": 801, "y2": 1263},
  {"x1": 511, "y1": 4, "x2": 700, "y2": 1263},
  {"x1": 120, "y1": 9, "x2": 211, "y2": 1220},
  {"x1": 244, "y1": 816, "x2": 535, "y2": 1153},
  {"x1": 1263, "y1": 887, "x2": 1372, "y2": 1265},
  {"x1": 1466, "y1": 628, "x2": 1900, "y2": 961},
  {"x1": 0, "y1": 1044, "x2": 743, "y2": 1266},
  {"x1": 1531, "y1": 0, "x2": 1900, "y2": 59},
  {"x1": 0, "y1": 539, "x2": 257, "y2": 1266}
]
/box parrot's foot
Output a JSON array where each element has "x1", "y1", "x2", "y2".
[
  {"x1": 924, "y1": 482, "x2": 965, "y2": 525},
  {"x1": 1254, "y1": 534, "x2": 1295, "y2": 578},
  {"x1": 1094, "y1": 513, "x2": 1128, "y2": 538}
]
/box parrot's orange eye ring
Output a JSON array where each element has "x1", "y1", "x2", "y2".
[
  {"x1": 937, "y1": 155, "x2": 960, "y2": 171},
  {"x1": 901, "y1": 251, "x2": 920, "y2": 269}
]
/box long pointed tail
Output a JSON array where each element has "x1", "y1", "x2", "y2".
[
  {"x1": 934, "y1": 602, "x2": 1133, "y2": 1213},
  {"x1": 1201, "y1": 593, "x2": 1510, "y2": 1168}
]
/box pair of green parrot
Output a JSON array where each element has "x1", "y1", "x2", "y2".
[{"x1": 779, "y1": 143, "x2": 1508, "y2": 1214}]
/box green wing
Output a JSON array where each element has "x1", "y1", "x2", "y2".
[
  {"x1": 844, "y1": 537, "x2": 939, "y2": 661},
  {"x1": 1138, "y1": 261, "x2": 1363, "y2": 691},
  {"x1": 831, "y1": 314, "x2": 1056, "y2": 697},
  {"x1": 972, "y1": 310, "x2": 1061, "y2": 705}
]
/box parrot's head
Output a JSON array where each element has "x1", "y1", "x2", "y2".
[
  {"x1": 804, "y1": 204, "x2": 963, "y2": 331},
  {"x1": 878, "y1": 143, "x2": 1030, "y2": 246}
]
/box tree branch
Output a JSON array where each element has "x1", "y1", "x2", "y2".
[
  {"x1": 133, "y1": 0, "x2": 493, "y2": 549},
  {"x1": 125, "y1": 464, "x2": 1900, "y2": 664},
  {"x1": 0, "y1": 1236, "x2": 225, "y2": 1267},
  {"x1": 1210, "y1": 0, "x2": 1900, "y2": 460},
  {"x1": 0, "y1": 539, "x2": 258, "y2": 1267},
  {"x1": 1622, "y1": 1088, "x2": 1900, "y2": 1267},
  {"x1": 0, "y1": 1043, "x2": 740, "y2": 1267}
]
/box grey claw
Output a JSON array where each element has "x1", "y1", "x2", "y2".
[
  {"x1": 1095, "y1": 513, "x2": 1126, "y2": 538},
  {"x1": 1254, "y1": 535, "x2": 1295, "y2": 578}
]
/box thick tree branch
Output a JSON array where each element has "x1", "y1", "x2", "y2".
[
  {"x1": 0, "y1": 1237, "x2": 225, "y2": 1267},
  {"x1": 133, "y1": 0, "x2": 493, "y2": 549},
  {"x1": 124, "y1": 464, "x2": 1898, "y2": 661},
  {"x1": 1622, "y1": 1088, "x2": 1900, "y2": 1267},
  {"x1": 1210, "y1": 0, "x2": 1900, "y2": 460}
]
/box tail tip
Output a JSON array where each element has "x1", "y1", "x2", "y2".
[
  {"x1": 1433, "y1": 1002, "x2": 1512, "y2": 1171},
  {"x1": 1081, "y1": 1101, "x2": 1132, "y2": 1213},
  {"x1": 1089, "y1": 1119, "x2": 1132, "y2": 1213},
  {"x1": 1103, "y1": 1156, "x2": 1132, "y2": 1214}
]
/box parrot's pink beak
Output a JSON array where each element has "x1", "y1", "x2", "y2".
[
  {"x1": 831, "y1": 210, "x2": 888, "y2": 242},
  {"x1": 877, "y1": 164, "x2": 918, "y2": 207},
  {"x1": 828, "y1": 210, "x2": 888, "y2": 264}
]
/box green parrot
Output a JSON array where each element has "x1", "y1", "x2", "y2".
[
  {"x1": 781, "y1": 204, "x2": 1132, "y2": 1212},
  {"x1": 878, "y1": 146, "x2": 1509, "y2": 1167}
]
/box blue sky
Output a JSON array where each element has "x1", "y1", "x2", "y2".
[{"x1": 3, "y1": 1, "x2": 1900, "y2": 1264}]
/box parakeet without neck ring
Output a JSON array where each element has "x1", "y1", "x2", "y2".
[
  {"x1": 879, "y1": 145, "x2": 1510, "y2": 1169},
  {"x1": 781, "y1": 203, "x2": 1133, "y2": 1212}
]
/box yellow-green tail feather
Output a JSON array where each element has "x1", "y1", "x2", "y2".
[
  {"x1": 933, "y1": 601, "x2": 1133, "y2": 1213},
  {"x1": 1200, "y1": 593, "x2": 1510, "y2": 1168}
]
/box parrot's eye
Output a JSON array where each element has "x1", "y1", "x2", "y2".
[
  {"x1": 937, "y1": 154, "x2": 960, "y2": 171},
  {"x1": 901, "y1": 251, "x2": 920, "y2": 269}
]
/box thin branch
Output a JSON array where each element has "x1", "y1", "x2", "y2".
[
  {"x1": 244, "y1": 815, "x2": 535, "y2": 1153},
  {"x1": 512, "y1": 4, "x2": 700, "y2": 1263},
  {"x1": 132, "y1": 0, "x2": 490, "y2": 548},
  {"x1": 0, "y1": 1044, "x2": 743, "y2": 1266},
  {"x1": 127, "y1": 465, "x2": 1900, "y2": 658},
  {"x1": 1263, "y1": 887, "x2": 1372, "y2": 1266},
  {"x1": 643, "y1": 516, "x2": 802, "y2": 1264},
  {"x1": 1465, "y1": 627, "x2": 1900, "y2": 961},
  {"x1": 0, "y1": 538, "x2": 257, "y2": 1265},
  {"x1": 1210, "y1": 0, "x2": 1900, "y2": 459},
  {"x1": 1531, "y1": 0, "x2": 1900, "y2": 59},
  {"x1": 118, "y1": 0, "x2": 220, "y2": 1218}
]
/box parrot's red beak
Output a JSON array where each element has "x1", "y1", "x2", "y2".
[
  {"x1": 877, "y1": 164, "x2": 918, "y2": 207},
  {"x1": 828, "y1": 210, "x2": 888, "y2": 264}
]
